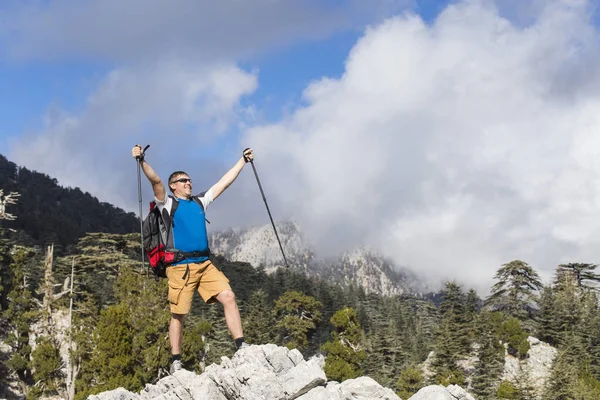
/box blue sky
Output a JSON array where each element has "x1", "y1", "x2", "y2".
[
  {"x1": 2, "y1": 0, "x2": 600, "y2": 289},
  {"x1": 0, "y1": 62, "x2": 106, "y2": 143},
  {"x1": 0, "y1": 0, "x2": 452, "y2": 154}
]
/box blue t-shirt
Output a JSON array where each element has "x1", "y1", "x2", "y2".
[{"x1": 156, "y1": 191, "x2": 213, "y2": 265}]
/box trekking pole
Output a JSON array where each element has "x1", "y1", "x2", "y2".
[
  {"x1": 136, "y1": 145, "x2": 150, "y2": 275},
  {"x1": 246, "y1": 152, "x2": 289, "y2": 268}
]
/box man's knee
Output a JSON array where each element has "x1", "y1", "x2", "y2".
[
  {"x1": 216, "y1": 290, "x2": 236, "y2": 305},
  {"x1": 171, "y1": 313, "x2": 186, "y2": 322}
]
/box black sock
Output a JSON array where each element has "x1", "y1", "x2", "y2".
[
  {"x1": 172, "y1": 354, "x2": 181, "y2": 362},
  {"x1": 235, "y1": 337, "x2": 245, "y2": 349}
]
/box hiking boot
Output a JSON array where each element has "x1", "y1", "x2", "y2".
[
  {"x1": 170, "y1": 359, "x2": 183, "y2": 374},
  {"x1": 236, "y1": 342, "x2": 249, "y2": 352}
]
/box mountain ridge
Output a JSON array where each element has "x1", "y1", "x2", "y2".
[{"x1": 209, "y1": 220, "x2": 425, "y2": 296}]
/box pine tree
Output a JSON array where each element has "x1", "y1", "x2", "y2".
[
  {"x1": 497, "y1": 380, "x2": 520, "y2": 399},
  {"x1": 321, "y1": 307, "x2": 366, "y2": 382},
  {"x1": 396, "y1": 299, "x2": 424, "y2": 367},
  {"x1": 431, "y1": 282, "x2": 471, "y2": 385},
  {"x1": 182, "y1": 317, "x2": 211, "y2": 373},
  {"x1": 203, "y1": 304, "x2": 235, "y2": 364},
  {"x1": 112, "y1": 267, "x2": 171, "y2": 383},
  {"x1": 312, "y1": 281, "x2": 348, "y2": 353},
  {"x1": 464, "y1": 289, "x2": 480, "y2": 333},
  {"x1": 579, "y1": 291, "x2": 600, "y2": 380},
  {"x1": 396, "y1": 366, "x2": 424, "y2": 399},
  {"x1": 244, "y1": 289, "x2": 276, "y2": 345},
  {"x1": 535, "y1": 286, "x2": 559, "y2": 346},
  {"x1": 471, "y1": 312, "x2": 505, "y2": 400},
  {"x1": 361, "y1": 296, "x2": 405, "y2": 387},
  {"x1": 552, "y1": 273, "x2": 583, "y2": 348},
  {"x1": 485, "y1": 260, "x2": 542, "y2": 328},
  {"x1": 274, "y1": 291, "x2": 322, "y2": 351},
  {"x1": 69, "y1": 233, "x2": 141, "y2": 307},
  {"x1": 4, "y1": 245, "x2": 39, "y2": 394},
  {"x1": 551, "y1": 263, "x2": 600, "y2": 381},
  {"x1": 29, "y1": 336, "x2": 63, "y2": 398},
  {"x1": 554, "y1": 263, "x2": 600, "y2": 291},
  {"x1": 72, "y1": 292, "x2": 101, "y2": 400},
  {"x1": 544, "y1": 349, "x2": 581, "y2": 400},
  {"x1": 84, "y1": 303, "x2": 139, "y2": 397},
  {"x1": 364, "y1": 318, "x2": 399, "y2": 387},
  {"x1": 498, "y1": 318, "x2": 530, "y2": 359},
  {"x1": 413, "y1": 300, "x2": 438, "y2": 362}
]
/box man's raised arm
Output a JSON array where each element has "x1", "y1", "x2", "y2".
[
  {"x1": 132, "y1": 145, "x2": 166, "y2": 202},
  {"x1": 210, "y1": 148, "x2": 254, "y2": 200}
]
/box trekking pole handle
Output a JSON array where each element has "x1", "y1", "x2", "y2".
[
  {"x1": 243, "y1": 148, "x2": 253, "y2": 163},
  {"x1": 135, "y1": 144, "x2": 151, "y2": 161}
]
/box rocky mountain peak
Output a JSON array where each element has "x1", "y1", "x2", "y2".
[
  {"x1": 88, "y1": 344, "x2": 473, "y2": 400},
  {"x1": 209, "y1": 221, "x2": 421, "y2": 296}
]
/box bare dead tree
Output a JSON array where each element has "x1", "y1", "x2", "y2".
[
  {"x1": 0, "y1": 189, "x2": 20, "y2": 232},
  {"x1": 65, "y1": 257, "x2": 79, "y2": 400}
]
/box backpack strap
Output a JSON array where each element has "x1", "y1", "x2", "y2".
[
  {"x1": 192, "y1": 192, "x2": 205, "y2": 211},
  {"x1": 157, "y1": 195, "x2": 178, "y2": 249},
  {"x1": 163, "y1": 194, "x2": 209, "y2": 231},
  {"x1": 192, "y1": 193, "x2": 210, "y2": 224}
]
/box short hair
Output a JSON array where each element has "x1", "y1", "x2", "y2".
[{"x1": 168, "y1": 171, "x2": 189, "y2": 193}]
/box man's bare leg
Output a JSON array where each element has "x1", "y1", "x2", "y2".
[
  {"x1": 170, "y1": 314, "x2": 185, "y2": 354},
  {"x1": 215, "y1": 290, "x2": 243, "y2": 339}
]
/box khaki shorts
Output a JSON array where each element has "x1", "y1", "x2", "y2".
[{"x1": 165, "y1": 260, "x2": 231, "y2": 315}]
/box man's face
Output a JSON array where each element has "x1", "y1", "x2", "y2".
[{"x1": 170, "y1": 175, "x2": 192, "y2": 198}]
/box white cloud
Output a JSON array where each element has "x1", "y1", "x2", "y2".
[
  {"x1": 8, "y1": 60, "x2": 258, "y2": 212},
  {"x1": 5, "y1": 0, "x2": 600, "y2": 293},
  {"x1": 0, "y1": 0, "x2": 412, "y2": 63},
  {"x1": 245, "y1": 0, "x2": 600, "y2": 292}
]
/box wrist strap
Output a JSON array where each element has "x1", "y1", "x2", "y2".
[
  {"x1": 138, "y1": 144, "x2": 150, "y2": 161},
  {"x1": 243, "y1": 148, "x2": 252, "y2": 163}
]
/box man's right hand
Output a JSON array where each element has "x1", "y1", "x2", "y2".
[
  {"x1": 132, "y1": 145, "x2": 143, "y2": 160},
  {"x1": 132, "y1": 145, "x2": 166, "y2": 201}
]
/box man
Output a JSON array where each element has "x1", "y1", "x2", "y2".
[{"x1": 131, "y1": 145, "x2": 253, "y2": 374}]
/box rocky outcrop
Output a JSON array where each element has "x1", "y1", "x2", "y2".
[
  {"x1": 419, "y1": 336, "x2": 556, "y2": 399},
  {"x1": 502, "y1": 336, "x2": 557, "y2": 398},
  {"x1": 88, "y1": 344, "x2": 401, "y2": 400}
]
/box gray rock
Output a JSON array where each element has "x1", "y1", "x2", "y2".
[
  {"x1": 88, "y1": 387, "x2": 141, "y2": 400},
  {"x1": 176, "y1": 372, "x2": 227, "y2": 400},
  {"x1": 338, "y1": 377, "x2": 400, "y2": 400},
  {"x1": 200, "y1": 344, "x2": 325, "y2": 399},
  {"x1": 445, "y1": 384, "x2": 476, "y2": 400},
  {"x1": 408, "y1": 385, "x2": 461, "y2": 400},
  {"x1": 297, "y1": 376, "x2": 400, "y2": 400},
  {"x1": 140, "y1": 374, "x2": 186, "y2": 398},
  {"x1": 88, "y1": 344, "x2": 400, "y2": 400},
  {"x1": 279, "y1": 356, "x2": 327, "y2": 398}
]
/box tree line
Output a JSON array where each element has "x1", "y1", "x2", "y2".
[
  {"x1": 0, "y1": 154, "x2": 139, "y2": 249},
  {"x1": 1, "y1": 232, "x2": 600, "y2": 400}
]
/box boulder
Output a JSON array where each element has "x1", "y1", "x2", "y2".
[{"x1": 408, "y1": 384, "x2": 476, "y2": 400}]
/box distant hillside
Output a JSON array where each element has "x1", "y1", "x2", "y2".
[{"x1": 0, "y1": 154, "x2": 138, "y2": 248}]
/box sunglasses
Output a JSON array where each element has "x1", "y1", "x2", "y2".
[{"x1": 171, "y1": 178, "x2": 192, "y2": 184}]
